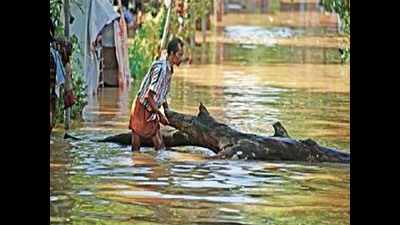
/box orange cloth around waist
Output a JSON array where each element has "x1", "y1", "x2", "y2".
[{"x1": 129, "y1": 97, "x2": 160, "y2": 139}]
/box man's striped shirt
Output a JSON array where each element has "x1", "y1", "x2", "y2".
[{"x1": 137, "y1": 59, "x2": 173, "y2": 111}]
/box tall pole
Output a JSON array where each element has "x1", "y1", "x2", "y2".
[
  {"x1": 64, "y1": 0, "x2": 71, "y2": 131},
  {"x1": 64, "y1": 0, "x2": 70, "y2": 39},
  {"x1": 160, "y1": 0, "x2": 173, "y2": 51}
]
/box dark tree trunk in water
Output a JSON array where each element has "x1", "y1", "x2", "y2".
[
  {"x1": 99, "y1": 103, "x2": 350, "y2": 163},
  {"x1": 99, "y1": 126, "x2": 193, "y2": 147}
]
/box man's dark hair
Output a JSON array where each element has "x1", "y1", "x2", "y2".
[{"x1": 167, "y1": 38, "x2": 184, "y2": 56}]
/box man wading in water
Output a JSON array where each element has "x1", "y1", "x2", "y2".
[{"x1": 129, "y1": 38, "x2": 184, "y2": 152}]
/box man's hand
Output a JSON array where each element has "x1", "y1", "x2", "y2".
[
  {"x1": 145, "y1": 91, "x2": 159, "y2": 113},
  {"x1": 159, "y1": 112, "x2": 170, "y2": 125}
]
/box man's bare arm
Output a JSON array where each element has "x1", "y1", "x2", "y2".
[
  {"x1": 145, "y1": 91, "x2": 169, "y2": 125},
  {"x1": 145, "y1": 90, "x2": 160, "y2": 113}
]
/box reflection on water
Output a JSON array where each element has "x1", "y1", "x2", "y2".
[
  {"x1": 192, "y1": 43, "x2": 342, "y2": 65},
  {"x1": 220, "y1": 4, "x2": 338, "y2": 31},
  {"x1": 169, "y1": 62, "x2": 349, "y2": 150},
  {"x1": 51, "y1": 136, "x2": 349, "y2": 225},
  {"x1": 224, "y1": 26, "x2": 297, "y2": 46},
  {"x1": 51, "y1": 1, "x2": 349, "y2": 224},
  {"x1": 50, "y1": 63, "x2": 349, "y2": 224}
]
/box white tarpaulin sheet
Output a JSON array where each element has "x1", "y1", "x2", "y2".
[{"x1": 70, "y1": 0, "x2": 119, "y2": 95}]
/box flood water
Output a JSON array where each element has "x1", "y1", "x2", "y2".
[{"x1": 51, "y1": 1, "x2": 350, "y2": 224}]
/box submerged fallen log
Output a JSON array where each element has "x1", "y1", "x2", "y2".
[
  {"x1": 98, "y1": 126, "x2": 193, "y2": 147},
  {"x1": 99, "y1": 103, "x2": 350, "y2": 163}
]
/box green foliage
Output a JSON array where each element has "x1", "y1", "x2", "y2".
[
  {"x1": 128, "y1": 1, "x2": 213, "y2": 79},
  {"x1": 50, "y1": 0, "x2": 64, "y2": 124},
  {"x1": 322, "y1": 0, "x2": 350, "y2": 34},
  {"x1": 70, "y1": 36, "x2": 88, "y2": 120},
  {"x1": 187, "y1": 0, "x2": 212, "y2": 18},
  {"x1": 50, "y1": 0, "x2": 85, "y2": 37},
  {"x1": 340, "y1": 47, "x2": 350, "y2": 64},
  {"x1": 169, "y1": 0, "x2": 212, "y2": 59},
  {"x1": 128, "y1": 6, "x2": 166, "y2": 79},
  {"x1": 55, "y1": 87, "x2": 65, "y2": 124},
  {"x1": 55, "y1": 35, "x2": 88, "y2": 124},
  {"x1": 269, "y1": 0, "x2": 281, "y2": 14},
  {"x1": 51, "y1": 0, "x2": 88, "y2": 124},
  {"x1": 50, "y1": 0, "x2": 64, "y2": 36},
  {"x1": 321, "y1": 0, "x2": 350, "y2": 63}
]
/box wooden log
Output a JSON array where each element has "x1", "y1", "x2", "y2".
[
  {"x1": 97, "y1": 126, "x2": 197, "y2": 148},
  {"x1": 98, "y1": 103, "x2": 350, "y2": 163}
]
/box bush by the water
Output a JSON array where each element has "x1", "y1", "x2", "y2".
[{"x1": 129, "y1": 7, "x2": 166, "y2": 79}]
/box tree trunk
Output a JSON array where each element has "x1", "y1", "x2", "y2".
[
  {"x1": 98, "y1": 103, "x2": 350, "y2": 163},
  {"x1": 98, "y1": 126, "x2": 193, "y2": 147}
]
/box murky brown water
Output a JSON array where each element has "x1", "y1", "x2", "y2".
[
  {"x1": 51, "y1": 135, "x2": 349, "y2": 225},
  {"x1": 51, "y1": 1, "x2": 349, "y2": 224}
]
